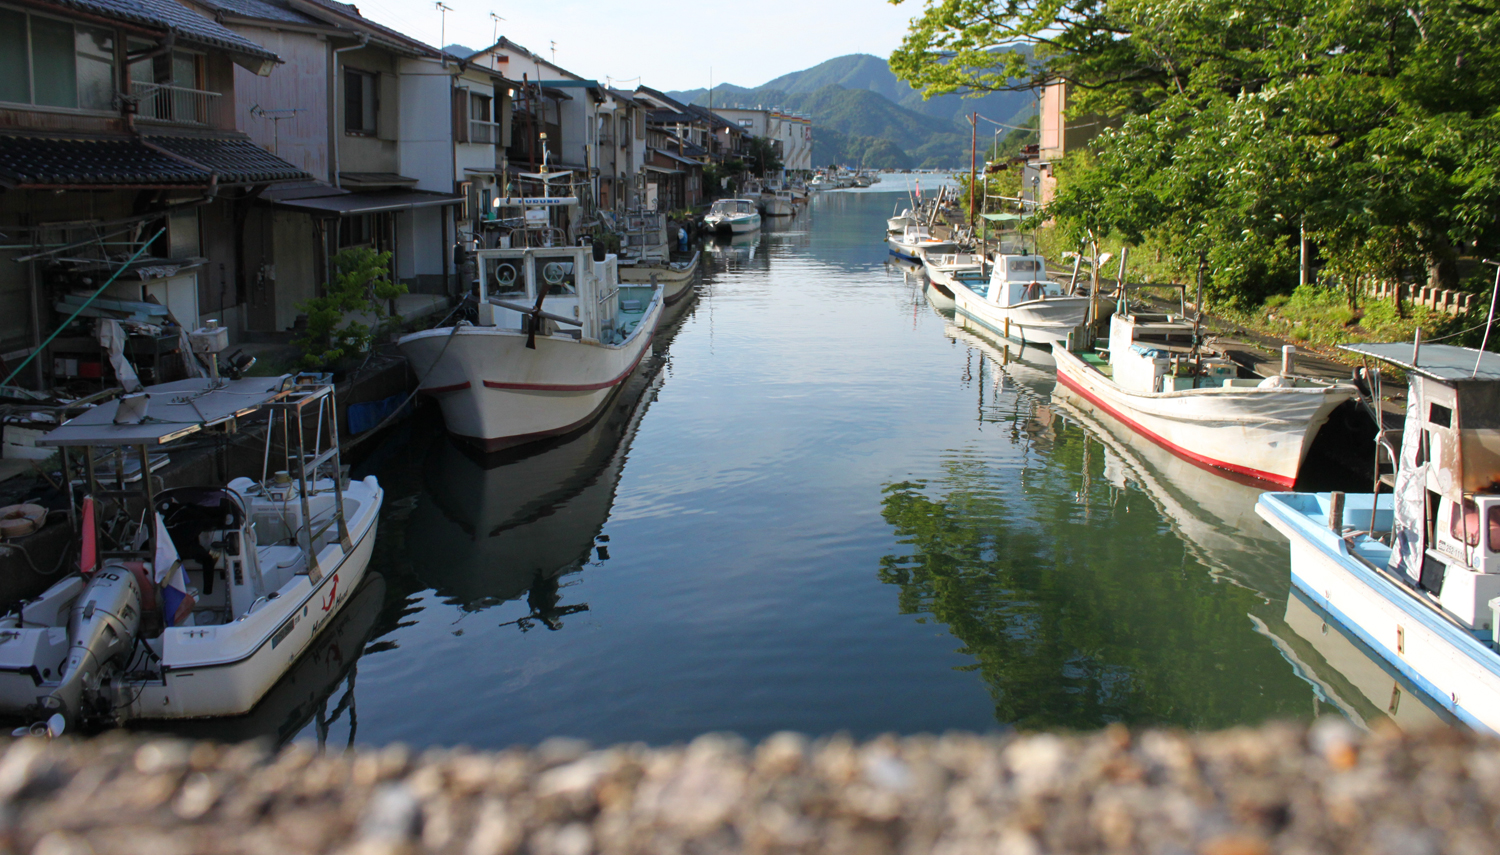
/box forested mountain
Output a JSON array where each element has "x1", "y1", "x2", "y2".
[{"x1": 667, "y1": 53, "x2": 1035, "y2": 169}]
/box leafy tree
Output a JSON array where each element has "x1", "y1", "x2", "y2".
[
  {"x1": 744, "y1": 136, "x2": 784, "y2": 177},
  {"x1": 890, "y1": 0, "x2": 1500, "y2": 305},
  {"x1": 295, "y1": 247, "x2": 407, "y2": 369}
]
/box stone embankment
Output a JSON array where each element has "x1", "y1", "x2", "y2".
[{"x1": 4, "y1": 720, "x2": 1497, "y2": 854}]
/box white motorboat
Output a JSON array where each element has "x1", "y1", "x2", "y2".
[
  {"x1": 887, "y1": 224, "x2": 957, "y2": 263},
  {"x1": 1055, "y1": 309, "x2": 1356, "y2": 487},
  {"x1": 948, "y1": 253, "x2": 1089, "y2": 346},
  {"x1": 704, "y1": 198, "x2": 762, "y2": 234},
  {"x1": 0, "y1": 377, "x2": 382, "y2": 731},
  {"x1": 1256, "y1": 342, "x2": 1500, "y2": 734},
  {"x1": 922, "y1": 251, "x2": 987, "y2": 298},
  {"x1": 399, "y1": 244, "x2": 664, "y2": 452}
]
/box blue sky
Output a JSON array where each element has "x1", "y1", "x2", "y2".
[{"x1": 354, "y1": 0, "x2": 922, "y2": 91}]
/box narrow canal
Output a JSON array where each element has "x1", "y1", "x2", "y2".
[{"x1": 153, "y1": 179, "x2": 1451, "y2": 749}]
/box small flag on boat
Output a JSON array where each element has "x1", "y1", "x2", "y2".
[
  {"x1": 153, "y1": 513, "x2": 193, "y2": 626},
  {"x1": 79, "y1": 496, "x2": 95, "y2": 574}
]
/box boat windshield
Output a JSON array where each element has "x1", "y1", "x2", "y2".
[
  {"x1": 1450, "y1": 499, "x2": 1500, "y2": 551},
  {"x1": 532, "y1": 255, "x2": 579, "y2": 296},
  {"x1": 710, "y1": 201, "x2": 734, "y2": 215},
  {"x1": 486, "y1": 256, "x2": 528, "y2": 300}
]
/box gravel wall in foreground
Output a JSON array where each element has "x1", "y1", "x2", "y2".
[{"x1": 3, "y1": 720, "x2": 1497, "y2": 855}]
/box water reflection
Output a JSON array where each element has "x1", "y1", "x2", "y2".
[
  {"x1": 405, "y1": 337, "x2": 671, "y2": 624},
  {"x1": 880, "y1": 318, "x2": 1317, "y2": 729}
]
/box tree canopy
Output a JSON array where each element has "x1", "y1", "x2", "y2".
[{"x1": 891, "y1": 0, "x2": 1500, "y2": 304}]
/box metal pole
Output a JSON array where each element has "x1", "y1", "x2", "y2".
[{"x1": 969, "y1": 112, "x2": 977, "y2": 242}]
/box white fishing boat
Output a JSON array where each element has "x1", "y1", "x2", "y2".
[
  {"x1": 1256, "y1": 343, "x2": 1500, "y2": 734},
  {"x1": 922, "y1": 251, "x2": 987, "y2": 298},
  {"x1": 761, "y1": 190, "x2": 796, "y2": 218},
  {"x1": 704, "y1": 198, "x2": 762, "y2": 234},
  {"x1": 947, "y1": 253, "x2": 1089, "y2": 346},
  {"x1": 887, "y1": 224, "x2": 956, "y2": 263},
  {"x1": 399, "y1": 243, "x2": 663, "y2": 452},
  {"x1": 1055, "y1": 309, "x2": 1356, "y2": 487},
  {"x1": 617, "y1": 250, "x2": 700, "y2": 309},
  {"x1": 888, "y1": 206, "x2": 917, "y2": 233},
  {"x1": 0, "y1": 377, "x2": 382, "y2": 732}
]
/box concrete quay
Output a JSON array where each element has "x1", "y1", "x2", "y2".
[{"x1": 3, "y1": 721, "x2": 1496, "y2": 854}]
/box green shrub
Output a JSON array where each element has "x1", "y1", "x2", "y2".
[{"x1": 295, "y1": 247, "x2": 407, "y2": 370}]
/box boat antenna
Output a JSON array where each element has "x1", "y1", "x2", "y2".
[
  {"x1": 1192, "y1": 253, "x2": 1206, "y2": 365},
  {"x1": 1475, "y1": 258, "x2": 1500, "y2": 377}
]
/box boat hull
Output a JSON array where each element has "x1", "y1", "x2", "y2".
[
  {"x1": 1055, "y1": 347, "x2": 1353, "y2": 487},
  {"x1": 707, "y1": 213, "x2": 761, "y2": 234},
  {"x1": 618, "y1": 252, "x2": 699, "y2": 306},
  {"x1": 400, "y1": 298, "x2": 664, "y2": 452},
  {"x1": 761, "y1": 198, "x2": 795, "y2": 217},
  {"x1": 1257, "y1": 492, "x2": 1500, "y2": 734},
  {"x1": 127, "y1": 500, "x2": 381, "y2": 720},
  {"x1": 888, "y1": 238, "x2": 956, "y2": 262}
]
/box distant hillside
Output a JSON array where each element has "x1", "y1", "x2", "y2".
[{"x1": 668, "y1": 53, "x2": 1036, "y2": 169}]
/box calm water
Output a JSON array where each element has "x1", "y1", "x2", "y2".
[{"x1": 151, "y1": 178, "x2": 1452, "y2": 748}]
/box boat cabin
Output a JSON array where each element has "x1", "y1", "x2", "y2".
[
  {"x1": 976, "y1": 255, "x2": 1065, "y2": 307},
  {"x1": 1101, "y1": 310, "x2": 1241, "y2": 394},
  {"x1": 1345, "y1": 343, "x2": 1500, "y2": 632},
  {"x1": 476, "y1": 246, "x2": 646, "y2": 346},
  {"x1": 710, "y1": 199, "x2": 758, "y2": 218}
]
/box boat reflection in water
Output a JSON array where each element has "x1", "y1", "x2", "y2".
[
  {"x1": 404, "y1": 332, "x2": 672, "y2": 625},
  {"x1": 707, "y1": 231, "x2": 762, "y2": 268},
  {"x1": 1050, "y1": 377, "x2": 1453, "y2": 731},
  {"x1": 130, "y1": 573, "x2": 390, "y2": 748}
]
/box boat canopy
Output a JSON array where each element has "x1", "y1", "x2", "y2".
[
  {"x1": 37, "y1": 377, "x2": 285, "y2": 447},
  {"x1": 1341, "y1": 342, "x2": 1500, "y2": 383},
  {"x1": 710, "y1": 199, "x2": 757, "y2": 215}
]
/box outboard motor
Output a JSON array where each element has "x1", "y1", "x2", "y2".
[{"x1": 39, "y1": 565, "x2": 141, "y2": 728}]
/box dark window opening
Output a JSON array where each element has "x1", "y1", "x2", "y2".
[
  {"x1": 344, "y1": 69, "x2": 377, "y2": 134},
  {"x1": 1429, "y1": 402, "x2": 1453, "y2": 428}
]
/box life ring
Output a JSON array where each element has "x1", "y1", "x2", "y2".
[{"x1": 0, "y1": 504, "x2": 47, "y2": 539}]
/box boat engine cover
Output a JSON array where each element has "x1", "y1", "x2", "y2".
[{"x1": 49, "y1": 566, "x2": 141, "y2": 721}]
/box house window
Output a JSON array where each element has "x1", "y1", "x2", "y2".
[
  {"x1": 0, "y1": 7, "x2": 117, "y2": 111},
  {"x1": 339, "y1": 214, "x2": 376, "y2": 247},
  {"x1": 470, "y1": 92, "x2": 491, "y2": 123},
  {"x1": 344, "y1": 69, "x2": 377, "y2": 135}
]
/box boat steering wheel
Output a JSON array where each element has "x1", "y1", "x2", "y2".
[
  {"x1": 494, "y1": 263, "x2": 519, "y2": 288},
  {"x1": 542, "y1": 262, "x2": 567, "y2": 284}
]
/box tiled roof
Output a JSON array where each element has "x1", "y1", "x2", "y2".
[
  {"x1": 0, "y1": 134, "x2": 308, "y2": 187},
  {"x1": 44, "y1": 0, "x2": 279, "y2": 61},
  {"x1": 192, "y1": 0, "x2": 323, "y2": 26},
  {"x1": 0, "y1": 136, "x2": 208, "y2": 186},
  {"x1": 144, "y1": 135, "x2": 310, "y2": 184},
  {"x1": 296, "y1": 0, "x2": 442, "y2": 56}
]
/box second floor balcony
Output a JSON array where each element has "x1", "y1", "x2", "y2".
[{"x1": 131, "y1": 82, "x2": 222, "y2": 128}]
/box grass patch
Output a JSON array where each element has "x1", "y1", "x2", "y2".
[{"x1": 1224, "y1": 283, "x2": 1453, "y2": 349}]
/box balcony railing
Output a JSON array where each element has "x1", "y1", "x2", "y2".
[
  {"x1": 131, "y1": 81, "x2": 221, "y2": 127},
  {"x1": 469, "y1": 119, "x2": 500, "y2": 145}
]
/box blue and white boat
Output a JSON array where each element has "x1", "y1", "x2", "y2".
[{"x1": 1257, "y1": 342, "x2": 1500, "y2": 733}]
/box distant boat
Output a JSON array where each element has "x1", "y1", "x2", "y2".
[
  {"x1": 704, "y1": 198, "x2": 762, "y2": 234},
  {"x1": 1055, "y1": 309, "x2": 1355, "y2": 487},
  {"x1": 948, "y1": 252, "x2": 1089, "y2": 346},
  {"x1": 761, "y1": 189, "x2": 796, "y2": 218},
  {"x1": 887, "y1": 223, "x2": 956, "y2": 262},
  {"x1": 399, "y1": 244, "x2": 663, "y2": 452}
]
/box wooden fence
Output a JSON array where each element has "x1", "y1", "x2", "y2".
[{"x1": 1365, "y1": 280, "x2": 1475, "y2": 315}]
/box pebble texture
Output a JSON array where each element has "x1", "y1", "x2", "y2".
[{"x1": 3, "y1": 720, "x2": 1498, "y2": 854}]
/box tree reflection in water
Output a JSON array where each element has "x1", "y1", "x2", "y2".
[{"x1": 878, "y1": 429, "x2": 1318, "y2": 730}]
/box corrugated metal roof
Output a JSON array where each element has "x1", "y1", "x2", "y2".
[
  {"x1": 45, "y1": 0, "x2": 280, "y2": 61},
  {"x1": 1341, "y1": 342, "x2": 1500, "y2": 382}
]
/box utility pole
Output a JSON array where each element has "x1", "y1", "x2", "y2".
[
  {"x1": 969, "y1": 112, "x2": 978, "y2": 242},
  {"x1": 435, "y1": 2, "x2": 452, "y2": 64}
]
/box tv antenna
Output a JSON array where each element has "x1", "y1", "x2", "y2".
[
  {"x1": 435, "y1": 2, "x2": 453, "y2": 63},
  {"x1": 550, "y1": 40, "x2": 557, "y2": 62},
  {"x1": 490, "y1": 12, "x2": 504, "y2": 45}
]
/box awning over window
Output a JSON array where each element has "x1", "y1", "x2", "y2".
[{"x1": 271, "y1": 189, "x2": 464, "y2": 216}]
